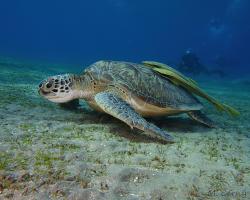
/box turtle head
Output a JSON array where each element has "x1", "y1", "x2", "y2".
[{"x1": 38, "y1": 74, "x2": 80, "y2": 103}]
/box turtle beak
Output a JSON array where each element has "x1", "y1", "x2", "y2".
[
  {"x1": 38, "y1": 81, "x2": 45, "y2": 95},
  {"x1": 38, "y1": 89, "x2": 50, "y2": 96}
]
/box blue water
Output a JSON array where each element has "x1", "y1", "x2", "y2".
[{"x1": 0, "y1": 0, "x2": 249, "y2": 75}]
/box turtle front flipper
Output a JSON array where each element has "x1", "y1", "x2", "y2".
[
  {"x1": 188, "y1": 111, "x2": 216, "y2": 128},
  {"x1": 94, "y1": 92, "x2": 174, "y2": 142}
]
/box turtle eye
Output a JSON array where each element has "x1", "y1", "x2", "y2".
[
  {"x1": 46, "y1": 82, "x2": 52, "y2": 88},
  {"x1": 39, "y1": 83, "x2": 43, "y2": 88}
]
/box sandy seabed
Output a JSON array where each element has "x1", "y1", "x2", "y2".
[{"x1": 0, "y1": 58, "x2": 249, "y2": 200}]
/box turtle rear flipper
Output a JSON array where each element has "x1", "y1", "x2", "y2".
[
  {"x1": 94, "y1": 92, "x2": 174, "y2": 142},
  {"x1": 188, "y1": 110, "x2": 216, "y2": 128}
]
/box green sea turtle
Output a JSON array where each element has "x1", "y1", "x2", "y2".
[{"x1": 38, "y1": 61, "x2": 239, "y2": 142}]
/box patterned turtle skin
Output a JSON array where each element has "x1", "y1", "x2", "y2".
[{"x1": 38, "y1": 60, "x2": 215, "y2": 142}]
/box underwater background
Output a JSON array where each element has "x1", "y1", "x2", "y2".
[
  {"x1": 0, "y1": 0, "x2": 250, "y2": 199},
  {"x1": 1, "y1": 0, "x2": 250, "y2": 75}
]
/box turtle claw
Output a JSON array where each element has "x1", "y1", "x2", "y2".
[{"x1": 146, "y1": 123, "x2": 175, "y2": 142}]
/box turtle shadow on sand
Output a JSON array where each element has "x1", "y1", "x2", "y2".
[
  {"x1": 90, "y1": 113, "x2": 210, "y2": 144},
  {"x1": 150, "y1": 116, "x2": 211, "y2": 133},
  {"x1": 55, "y1": 105, "x2": 211, "y2": 144},
  {"x1": 51, "y1": 105, "x2": 204, "y2": 144},
  {"x1": 56, "y1": 98, "x2": 212, "y2": 144}
]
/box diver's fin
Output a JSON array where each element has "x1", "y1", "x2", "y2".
[
  {"x1": 142, "y1": 61, "x2": 240, "y2": 117},
  {"x1": 188, "y1": 111, "x2": 216, "y2": 128}
]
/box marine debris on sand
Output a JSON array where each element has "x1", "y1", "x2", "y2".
[{"x1": 0, "y1": 58, "x2": 249, "y2": 199}]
